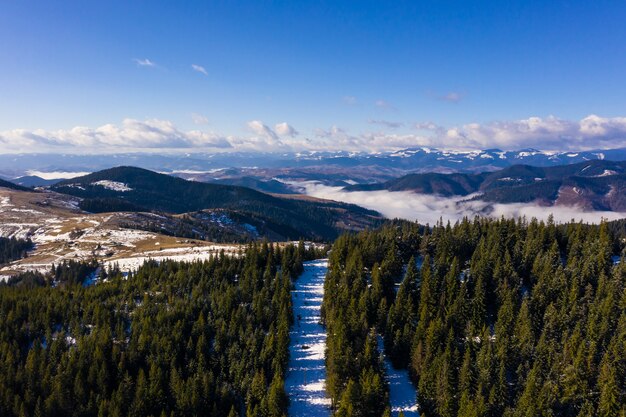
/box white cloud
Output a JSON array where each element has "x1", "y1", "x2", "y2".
[
  {"x1": 191, "y1": 113, "x2": 209, "y2": 125},
  {"x1": 3, "y1": 114, "x2": 626, "y2": 154},
  {"x1": 440, "y1": 92, "x2": 463, "y2": 103},
  {"x1": 375, "y1": 99, "x2": 396, "y2": 110},
  {"x1": 343, "y1": 96, "x2": 357, "y2": 105},
  {"x1": 414, "y1": 122, "x2": 439, "y2": 131},
  {"x1": 300, "y1": 182, "x2": 626, "y2": 225},
  {"x1": 0, "y1": 119, "x2": 232, "y2": 153},
  {"x1": 435, "y1": 115, "x2": 626, "y2": 151},
  {"x1": 274, "y1": 122, "x2": 299, "y2": 137},
  {"x1": 247, "y1": 120, "x2": 278, "y2": 141},
  {"x1": 134, "y1": 58, "x2": 156, "y2": 67},
  {"x1": 191, "y1": 64, "x2": 208, "y2": 75}
]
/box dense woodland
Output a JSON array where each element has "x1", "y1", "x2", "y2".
[
  {"x1": 0, "y1": 242, "x2": 319, "y2": 417},
  {"x1": 1, "y1": 215, "x2": 625, "y2": 417},
  {"x1": 120, "y1": 210, "x2": 308, "y2": 244},
  {"x1": 0, "y1": 237, "x2": 33, "y2": 266},
  {"x1": 323, "y1": 218, "x2": 625, "y2": 417}
]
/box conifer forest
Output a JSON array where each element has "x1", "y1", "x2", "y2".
[{"x1": 0, "y1": 218, "x2": 625, "y2": 417}]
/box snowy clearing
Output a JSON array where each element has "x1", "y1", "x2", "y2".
[
  {"x1": 285, "y1": 260, "x2": 332, "y2": 416},
  {"x1": 103, "y1": 245, "x2": 241, "y2": 273},
  {"x1": 378, "y1": 336, "x2": 420, "y2": 416},
  {"x1": 92, "y1": 180, "x2": 133, "y2": 192}
]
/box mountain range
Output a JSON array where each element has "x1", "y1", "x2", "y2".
[
  {"x1": 3, "y1": 147, "x2": 626, "y2": 186},
  {"x1": 345, "y1": 160, "x2": 626, "y2": 211}
]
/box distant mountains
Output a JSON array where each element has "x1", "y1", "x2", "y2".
[
  {"x1": 346, "y1": 160, "x2": 626, "y2": 211},
  {"x1": 50, "y1": 166, "x2": 382, "y2": 241},
  {"x1": 0, "y1": 178, "x2": 29, "y2": 192},
  {"x1": 12, "y1": 176, "x2": 62, "y2": 187},
  {"x1": 2, "y1": 147, "x2": 626, "y2": 185}
]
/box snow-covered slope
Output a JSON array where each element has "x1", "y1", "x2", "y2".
[{"x1": 285, "y1": 260, "x2": 332, "y2": 416}]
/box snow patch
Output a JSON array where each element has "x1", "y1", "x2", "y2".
[
  {"x1": 285, "y1": 260, "x2": 332, "y2": 416},
  {"x1": 378, "y1": 336, "x2": 419, "y2": 416},
  {"x1": 594, "y1": 169, "x2": 618, "y2": 177},
  {"x1": 92, "y1": 180, "x2": 132, "y2": 192}
]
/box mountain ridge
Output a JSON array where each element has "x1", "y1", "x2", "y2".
[
  {"x1": 51, "y1": 166, "x2": 382, "y2": 241},
  {"x1": 345, "y1": 160, "x2": 626, "y2": 211},
  {"x1": 2, "y1": 147, "x2": 626, "y2": 182}
]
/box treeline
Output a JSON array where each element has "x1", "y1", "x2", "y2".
[
  {"x1": 0, "y1": 237, "x2": 33, "y2": 265},
  {"x1": 324, "y1": 218, "x2": 625, "y2": 416},
  {"x1": 0, "y1": 241, "x2": 308, "y2": 417}
]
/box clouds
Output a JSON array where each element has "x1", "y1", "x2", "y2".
[
  {"x1": 239, "y1": 120, "x2": 300, "y2": 150},
  {"x1": 375, "y1": 99, "x2": 396, "y2": 110},
  {"x1": 2, "y1": 114, "x2": 626, "y2": 154},
  {"x1": 274, "y1": 122, "x2": 299, "y2": 137},
  {"x1": 300, "y1": 183, "x2": 626, "y2": 225},
  {"x1": 368, "y1": 119, "x2": 404, "y2": 129},
  {"x1": 133, "y1": 59, "x2": 208, "y2": 75},
  {"x1": 439, "y1": 91, "x2": 463, "y2": 103},
  {"x1": 303, "y1": 114, "x2": 626, "y2": 152},
  {"x1": 191, "y1": 113, "x2": 209, "y2": 125},
  {"x1": 247, "y1": 120, "x2": 279, "y2": 142},
  {"x1": 432, "y1": 115, "x2": 626, "y2": 151},
  {"x1": 343, "y1": 96, "x2": 357, "y2": 105},
  {"x1": 0, "y1": 119, "x2": 232, "y2": 153},
  {"x1": 191, "y1": 64, "x2": 208, "y2": 75},
  {"x1": 134, "y1": 58, "x2": 156, "y2": 67}
]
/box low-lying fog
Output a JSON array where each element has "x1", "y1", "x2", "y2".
[{"x1": 299, "y1": 182, "x2": 626, "y2": 225}]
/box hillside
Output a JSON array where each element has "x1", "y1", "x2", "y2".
[
  {"x1": 209, "y1": 176, "x2": 298, "y2": 194},
  {"x1": 52, "y1": 166, "x2": 382, "y2": 241},
  {"x1": 0, "y1": 178, "x2": 30, "y2": 192},
  {"x1": 346, "y1": 160, "x2": 626, "y2": 211},
  {"x1": 12, "y1": 175, "x2": 62, "y2": 187}
]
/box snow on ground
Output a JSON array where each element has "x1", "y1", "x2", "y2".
[
  {"x1": 378, "y1": 336, "x2": 420, "y2": 417},
  {"x1": 103, "y1": 245, "x2": 241, "y2": 273},
  {"x1": 92, "y1": 180, "x2": 133, "y2": 192},
  {"x1": 285, "y1": 260, "x2": 332, "y2": 416}
]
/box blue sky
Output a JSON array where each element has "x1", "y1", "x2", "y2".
[{"x1": 1, "y1": 0, "x2": 626, "y2": 153}]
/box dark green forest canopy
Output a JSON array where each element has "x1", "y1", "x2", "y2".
[
  {"x1": 323, "y1": 218, "x2": 625, "y2": 417},
  {"x1": 0, "y1": 242, "x2": 318, "y2": 417},
  {"x1": 1, "y1": 216, "x2": 625, "y2": 417},
  {"x1": 0, "y1": 237, "x2": 33, "y2": 266}
]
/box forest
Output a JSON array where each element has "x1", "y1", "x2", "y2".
[
  {"x1": 0, "y1": 242, "x2": 318, "y2": 417},
  {"x1": 1, "y1": 217, "x2": 625, "y2": 416},
  {"x1": 0, "y1": 237, "x2": 33, "y2": 266},
  {"x1": 322, "y1": 218, "x2": 625, "y2": 416}
]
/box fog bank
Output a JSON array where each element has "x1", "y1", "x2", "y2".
[{"x1": 300, "y1": 182, "x2": 626, "y2": 225}]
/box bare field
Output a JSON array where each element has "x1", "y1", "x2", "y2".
[{"x1": 0, "y1": 188, "x2": 244, "y2": 278}]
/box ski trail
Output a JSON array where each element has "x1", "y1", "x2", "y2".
[
  {"x1": 285, "y1": 259, "x2": 331, "y2": 416},
  {"x1": 378, "y1": 336, "x2": 420, "y2": 416}
]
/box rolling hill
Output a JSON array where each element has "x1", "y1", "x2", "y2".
[
  {"x1": 345, "y1": 160, "x2": 626, "y2": 211},
  {"x1": 0, "y1": 178, "x2": 30, "y2": 192},
  {"x1": 51, "y1": 166, "x2": 382, "y2": 241}
]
